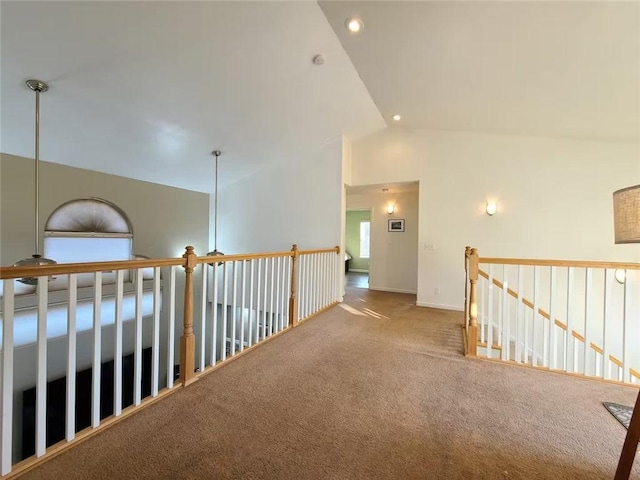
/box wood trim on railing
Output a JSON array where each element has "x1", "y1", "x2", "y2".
[
  {"x1": 195, "y1": 247, "x2": 340, "y2": 266},
  {"x1": 590, "y1": 343, "x2": 604, "y2": 355},
  {"x1": 479, "y1": 258, "x2": 640, "y2": 269},
  {"x1": 0, "y1": 258, "x2": 184, "y2": 279},
  {"x1": 571, "y1": 330, "x2": 585, "y2": 343},
  {"x1": 298, "y1": 247, "x2": 341, "y2": 256},
  {"x1": 197, "y1": 251, "x2": 292, "y2": 264},
  {"x1": 630, "y1": 369, "x2": 640, "y2": 382},
  {"x1": 610, "y1": 355, "x2": 624, "y2": 369}
]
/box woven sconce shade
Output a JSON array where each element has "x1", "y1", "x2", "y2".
[{"x1": 613, "y1": 185, "x2": 640, "y2": 244}]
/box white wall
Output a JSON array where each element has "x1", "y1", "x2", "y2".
[
  {"x1": 346, "y1": 189, "x2": 419, "y2": 294},
  {"x1": 350, "y1": 128, "x2": 640, "y2": 310},
  {"x1": 217, "y1": 137, "x2": 344, "y2": 254}
]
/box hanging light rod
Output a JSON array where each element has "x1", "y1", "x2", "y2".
[
  {"x1": 207, "y1": 150, "x2": 225, "y2": 265},
  {"x1": 14, "y1": 79, "x2": 57, "y2": 284}
]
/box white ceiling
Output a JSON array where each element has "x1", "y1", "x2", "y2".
[
  {"x1": 0, "y1": 1, "x2": 384, "y2": 193},
  {"x1": 2, "y1": 2, "x2": 638, "y2": 197},
  {"x1": 320, "y1": 1, "x2": 640, "y2": 142}
]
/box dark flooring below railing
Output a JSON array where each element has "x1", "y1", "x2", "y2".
[{"x1": 20, "y1": 287, "x2": 639, "y2": 480}]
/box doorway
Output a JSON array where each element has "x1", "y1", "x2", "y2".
[{"x1": 345, "y1": 209, "x2": 370, "y2": 289}]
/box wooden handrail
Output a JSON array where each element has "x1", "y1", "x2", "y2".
[
  {"x1": 298, "y1": 247, "x2": 341, "y2": 256},
  {"x1": 0, "y1": 257, "x2": 184, "y2": 279},
  {"x1": 0, "y1": 247, "x2": 343, "y2": 279},
  {"x1": 197, "y1": 250, "x2": 292, "y2": 264},
  {"x1": 479, "y1": 257, "x2": 640, "y2": 269},
  {"x1": 196, "y1": 246, "x2": 340, "y2": 266}
]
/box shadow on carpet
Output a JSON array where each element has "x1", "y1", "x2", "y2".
[{"x1": 604, "y1": 402, "x2": 632, "y2": 429}]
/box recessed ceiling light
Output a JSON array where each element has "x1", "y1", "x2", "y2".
[
  {"x1": 345, "y1": 17, "x2": 364, "y2": 33},
  {"x1": 392, "y1": 114, "x2": 402, "y2": 122}
]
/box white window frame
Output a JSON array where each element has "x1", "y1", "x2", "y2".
[{"x1": 359, "y1": 221, "x2": 370, "y2": 259}]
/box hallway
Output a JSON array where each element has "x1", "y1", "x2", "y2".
[{"x1": 21, "y1": 288, "x2": 639, "y2": 480}]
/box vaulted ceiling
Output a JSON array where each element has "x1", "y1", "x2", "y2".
[
  {"x1": 0, "y1": 1, "x2": 384, "y2": 193},
  {"x1": 320, "y1": 1, "x2": 640, "y2": 142},
  {"x1": 2, "y1": 2, "x2": 638, "y2": 194}
]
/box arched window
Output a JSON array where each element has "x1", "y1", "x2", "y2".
[{"x1": 44, "y1": 197, "x2": 134, "y2": 264}]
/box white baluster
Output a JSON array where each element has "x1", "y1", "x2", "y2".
[
  {"x1": 532, "y1": 266, "x2": 540, "y2": 367},
  {"x1": 36, "y1": 276, "x2": 48, "y2": 456},
  {"x1": 269, "y1": 257, "x2": 275, "y2": 335},
  {"x1": 566, "y1": 267, "x2": 573, "y2": 373},
  {"x1": 549, "y1": 266, "x2": 557, "y2": 369},
  {"x1": 583, "y1": 268, "x2": 592, "y2": 376},
  {"x1": 211, "y1": 263, "x2": 218, "y2": 366},
  {"x1": 200, "y1": 264, "x2": 207, "y2": 372},
  {"x1": 275, "y1": 257, "x2": 281, "y2": 332},
  {"x1": 479, "y1": 271, "x2": 485, "y2": 344},
  {"x1": 134, "y1": 268, "x2": 143, "y2": 406},
  {"x1": 92, "y1": 272, "x2": 102, "y2": 426},
  {"x1": 240, "y1": 260, "x2": 246, "y2": 349},
  {"x1": 231, "y1": 261, "x2": 238, "y2": 355},
  {"x1": 222, "y1": 263, "x2": 228, "y2": 361},
  {"x1": 516, "y1": 266, "x2": 523, "y2": 363},
  {"x1": 622, "y1": 269, "x2": 630, "y2": 383},
  {"x1": 487, "y1": 265, "x2": 494, "y2": 359},
  {"x1": 152, "y1": 267, "x2": 161, "y2": 396},
  {"x1": 262, "y1": 258, "x2": 268, "y2": 340},
  {"x1": 502, "y1": 278, "x2": 509, "y2": 361},
  {"x1": 256, "y1": 258, "x2": 262, "y2": 343},
  {"x1": 66, "y1": 274, "x2": 77, "y2": 441},
  {"x1": 167, "y1": 266, "x2": 176, "y2": 388},
  {"x1": 1, "y1": 280, "x2": 15, "y2": 475},
  {"x1": 114, "y1": 270, "x2": 124, "y2": 416},
  {"x1": 248, "y1": 260, "x2": 254, "y2": 347},
  {"x1": 602, "y1": 269, "x2": 609, "y2": 380}
]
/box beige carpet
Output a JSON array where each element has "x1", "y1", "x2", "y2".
[{"x1": 22, "y1": 288, "x2": 639, "y2": 480}]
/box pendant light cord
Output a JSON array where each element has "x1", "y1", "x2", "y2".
[
  {"x1": 214, "y1": 151, "x2": 220, "y2": 252},
  {"x1": 34, "y1": 88, "x2": 41, "y2": 256}
]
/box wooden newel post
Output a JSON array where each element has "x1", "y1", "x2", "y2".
[
  {"x1": 467, "y1": 248, "x2": 479, "y2": 357},
  {"x1": 180, "y1": 246, "x2": 197, "y2": 386},
  {"x1": 464, "y1": 246, "x2": 471, "y2": 328},
  {"x1": 289, "y1": 244, "x2": 299, "y2": 327}
]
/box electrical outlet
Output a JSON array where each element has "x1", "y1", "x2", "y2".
[{"x1": 434, "y1": 287, "x2": 440, "y2": 295}]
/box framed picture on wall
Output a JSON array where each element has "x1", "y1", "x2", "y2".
[{"x1": 388, "y1": 219, "x2": 405, "y2": 232}]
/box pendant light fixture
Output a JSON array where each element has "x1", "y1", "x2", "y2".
[
  {"x1": 206, "y1": 150, "x2": 224, "y2": 265},
  {"x1": 13, "y1": 79, "x2": 57, "y2": 284}
]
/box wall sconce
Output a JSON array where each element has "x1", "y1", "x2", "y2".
[
  {"x1": 386, "y1": 203, "x2": 395, "y2": 215},
  {"x1": 486, "y1": 202, "x2": 497, "y2": 216},
  {"x1": 614, "y1": 269, "x2": 626, "y2": 284}
]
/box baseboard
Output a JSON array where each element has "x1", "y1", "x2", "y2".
[
  {"x1": 369, "y1": 286, "x2": 417, "y2": 295},
  {"x1": 348, "y1": 269, "x2": 369, "y2": 273},
  {"x1": 416, "y1": 301, "x2": 464, "y2": 312}
]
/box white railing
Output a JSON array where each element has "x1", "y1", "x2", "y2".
[
  {"x1": 0, "y1": 257, "x2": 182, "y2": 477},
  {"x1": 464, "y1": 248, "x2": 640, "y2": 385},
  {"x1": 0, "y1": 244, "x2": 341, "y2": 477}
]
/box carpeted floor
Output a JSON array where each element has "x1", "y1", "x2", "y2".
[{"x1": 21, "y1": 288, "x2": 639, "y2": 480}]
